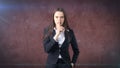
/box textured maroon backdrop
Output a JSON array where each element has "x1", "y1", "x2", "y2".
[{"x1": 0, "y1": 0, "x2": 120, "y2": 68}]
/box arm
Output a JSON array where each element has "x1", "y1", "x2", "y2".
[
  {"x1": 43, "y1": 28, "x2": 59, "y2": 53},
  {"x1": 43, "y1": 26, "x2": 64, "y2": 53},
  {"x1": 70, "y1": 30, "x2": 80, "y2": 66}
]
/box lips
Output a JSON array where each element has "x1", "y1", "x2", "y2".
[{"x1": 56, "y1": 21, "x2": 63, "y2": 25}]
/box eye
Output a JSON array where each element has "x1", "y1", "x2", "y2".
[
  {"x1": 55, "y1": 16, "x2": 58, "y2": 18},
  {"x1": 61, "y1": 16, "x2": 64, "y2": 18}
]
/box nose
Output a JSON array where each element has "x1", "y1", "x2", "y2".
[{"x1": 57, "y1": 18, "x2": 61, "y2": 22}]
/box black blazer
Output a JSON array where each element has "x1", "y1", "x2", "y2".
[{"x1": 43, "y1": 27, "x2": 79, "y2": 65}]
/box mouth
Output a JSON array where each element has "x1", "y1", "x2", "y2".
[{"x1": 56, "y1": 22, "x2": 63, "y2": 26}]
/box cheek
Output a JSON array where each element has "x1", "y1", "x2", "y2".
[
  {"x1": 61, "y1": 19, "x2": 64, "y2": 23},
  {"x1": 54, "y1": 18, "x2": 57, "y2": 22},
  {"x1": 54, "y1": 19, "x2": 59, "y2": 25}
]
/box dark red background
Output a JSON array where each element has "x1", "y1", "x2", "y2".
[{"x1": 0, "y1": 0, "x2": 120, "y2": 68}]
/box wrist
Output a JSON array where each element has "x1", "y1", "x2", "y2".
[
  {"x1": 53, "y1": 34, "x2": 59, "y2": 42},
  {"x1": 71, "y1": 63, "x2": 74, "y2": 67}
]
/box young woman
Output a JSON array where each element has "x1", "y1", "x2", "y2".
[{"x1": 43, "y1": 8, "x2": 79, "y2": 68}]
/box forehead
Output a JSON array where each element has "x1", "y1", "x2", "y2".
[{"x1": 54, "y1": 11, "x2": 64, "y2": 16}]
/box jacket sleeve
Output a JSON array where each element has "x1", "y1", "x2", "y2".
[
  {"x1": 43, "y1": 28, "x2": 59, "y2": 53},
  {"x1": 70, "y1": 30, "x2": 80, "y2": 64}
]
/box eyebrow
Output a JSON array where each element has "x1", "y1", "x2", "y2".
[{"x1": 55, "y1": 16, "x2": 64, "y2": 17}]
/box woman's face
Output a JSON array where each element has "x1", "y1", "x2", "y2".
[{"x1": 54, "y1": 11, "x2": 64, "y2": 26}]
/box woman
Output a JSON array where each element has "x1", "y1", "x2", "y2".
[{"x1": 43, "y1": 8, "x2": 79, "y2": 68}]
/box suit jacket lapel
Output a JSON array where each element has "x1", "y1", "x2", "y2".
[{"x1": 61, "y1": 30, "x2": 68, "y2": 48}]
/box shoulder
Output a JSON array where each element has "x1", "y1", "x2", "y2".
[
  {"x1": 66, "y1": 28, "x2": 74, "y2": 34},
  {"x1": 66, "y1": 28, "x2": 75, "y2": 37},
  {"x1": 43, "y1": 25, "x2": 54, "y2": 34},
  {"x1": 44, "y1": 26, "x2": 49, "y2": 34}
]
